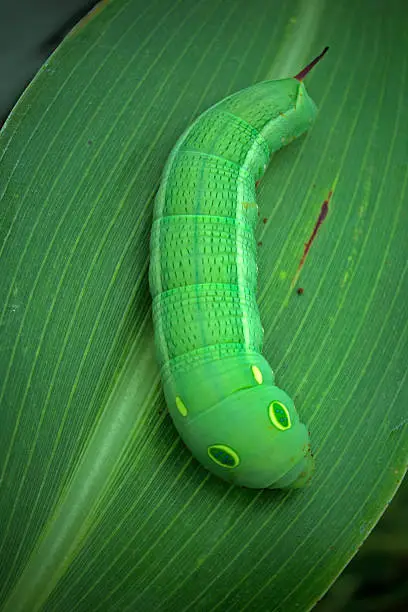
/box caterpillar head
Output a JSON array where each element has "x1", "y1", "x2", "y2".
[{"x1": 163, "y1": 353, "x2": 314, "y2": 490}]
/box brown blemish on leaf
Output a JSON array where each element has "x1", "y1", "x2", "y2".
[{"x1": 291, "y1": 188, "x2": 333, "y2": 289}]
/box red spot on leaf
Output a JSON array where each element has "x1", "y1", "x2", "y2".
[{"x1": 291, "y1": 188, "x2": 333, "y2": 289}]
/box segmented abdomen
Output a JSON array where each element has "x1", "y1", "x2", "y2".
[{"x1": 149, "y1": 108, "x2": 270, "y2": 378}]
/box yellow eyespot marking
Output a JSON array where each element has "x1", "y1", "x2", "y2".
[
  {"x1": 251, "y1": 365, "x2": 263, "y2": 385},
  {"x1": 175, "y1": 396, "x2": 188, "y2": 417},
  {"x1": 208, "y1": 444, "x2": 240, "y2": 468},
  {"x1": 268, "y1": 401, "x2": 292, "y2": 431},
  {"x1": 242, "y1": 201, "x2": 257, "y2": 210}
]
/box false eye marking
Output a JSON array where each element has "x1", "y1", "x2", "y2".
[
  {"x1": 208, "y1": 444, "x2": 240, "y2": 468},
  {"x1": 251, "y1": 365, "x2": 263, "y2": 384},
  {"x1": 268, "y1": 400, "x2": 291, "y2": 431},
  {"x1": 175, "y1": 395, "x2": 188, "y2": 417}
]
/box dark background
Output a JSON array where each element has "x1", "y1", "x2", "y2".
[{"x1": 0, "y1": 1, "x2": 406, "y2": 610}]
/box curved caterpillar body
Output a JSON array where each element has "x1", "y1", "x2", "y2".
[{"x1": 149, "y1": 48, "x2": 328, "y2": 489}]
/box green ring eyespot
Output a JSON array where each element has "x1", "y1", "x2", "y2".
[
  {"x1": 268, "y1": 400, "x2": 292, "y2": 431},
  {"x1": 208, "y1": 444, "x2": 240, "y2": 468}
]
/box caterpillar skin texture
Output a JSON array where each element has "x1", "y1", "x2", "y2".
[{"x1": 149, "y1": 75, "x2": 317, "y2": 490}]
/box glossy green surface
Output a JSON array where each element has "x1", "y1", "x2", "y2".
[{"x1": 150, "y1": 78, "x2": 316, "y2": 488}]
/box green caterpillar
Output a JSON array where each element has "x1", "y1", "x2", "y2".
[{"x1": 149, "y1": 48, "x2": 328, "y2": 489}]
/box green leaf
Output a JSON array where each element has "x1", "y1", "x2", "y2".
[{"x1": 0, "y1": 0, "x2": 407, "y2": 610}]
